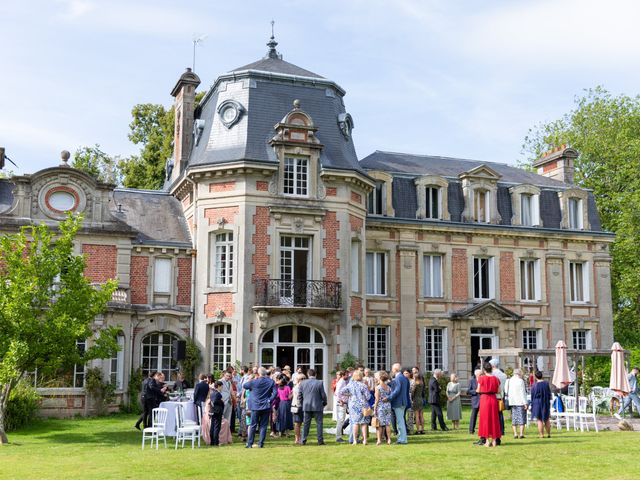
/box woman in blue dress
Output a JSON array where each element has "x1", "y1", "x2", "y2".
[
  {"x1": 374, "y1": 371, "x2": 393, "y2": 445},
  {"x1": 530, "y1": 371, "x2": 552, "y2": 438},
  {"x1": 339, "y1": 370, "x2": 371, "y2": 445}
]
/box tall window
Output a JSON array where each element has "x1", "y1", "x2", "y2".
[
  {"x1": 368, "y1": 181, "x2": 385, "y2": 215},
  {"x1": 522, "y1": 329, "x2": 538, "y2": 350},
  {"x1": 212, "y1": 324, "x2": 232, "y2": 372},
  {"x1": 283, "y1": 157, "x2": 308, "y2": 196},
  {"x1": 425, "y1": 328, "x2": 446, "y2": 371},
  {"x1": 213, "y1": 232, "x2": 234, "y2": 286},
  {"x1": 569, "y1": 261, "x2": 589, "y2": 303},
  {"x1": 425, "y1": 187, "x2": 440, "y2": 219},
  {"x1": 154, "y1": 258, "x2": 171, "y2": 293},
  {"x1": 568, "y1": 198, "x2": 583, "y2": 229},
  {"x1": 351, "y1": 242, "x2": 360, "y2": 293},
  {"x1": 365, "y1": 252, "x2": 387, "y2": 295},
  {"x1": 520, "y1": 259, "x2": 540, "y2": 301},
  {"x1": 474, "y1": 190, "x2": 490, "y2": 223},
  {"x1": 367, "y1": 326, "x2": 388, "y2": 371},
  {"x1": 572, "y1": 330, "x2": 591, "y2": 350},
  {"x1": 73, "y1": 340, "x2": 86, "y2": 388},
  {"x1": 423, "y1": 254, "x2": 443, "y2": 298},
  {"x1": 141, "y1": 332, "x2": 178, "y2": 379},
  {"x1": 109, "y1": 333, "x2": 125, "y2": 389},
  {"x1": 473, "y1": 257, "x2": 494, "y2": 299}
]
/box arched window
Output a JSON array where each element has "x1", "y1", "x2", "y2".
[
  {"x1": 259, "y1": 325, "x2": 326, "y2": 379},
  {"x1": 141, "y1": 332, "x2": 179, "y2": 379}
]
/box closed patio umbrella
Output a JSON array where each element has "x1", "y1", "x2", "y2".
[
  {"x1": 552, "y1": 340, "x2": 571, "y2": 390},
  {"x1": 609, "y1": 342, "x2": 631, "y2": 396}
]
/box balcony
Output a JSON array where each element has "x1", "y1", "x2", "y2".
[{"x1": 254, "y1": 278, "x2": 342, "y2": 312}]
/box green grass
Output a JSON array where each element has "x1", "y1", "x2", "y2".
[{"x1": 1, "y1": 411, "x2": 639, "y2": 480}]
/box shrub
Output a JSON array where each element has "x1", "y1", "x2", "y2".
[
  {"x1": 5, "y1": 380, "x2": 41, "y2": 431},
  {"x1": 338, "y1": 352, "x2": 361, "y2": 371},
  {"x1": 424, "y1": 372, "x2": 449, "y2": 405},
  {"x1": 126, "y1": 368, "x2": 144, "y2": 414},
  {"x1": 181, "y1": 338, "x2": 203, "y2": 385},
  {"x1": 85, "y1": 367, "x2": 115, "y2": 416}
]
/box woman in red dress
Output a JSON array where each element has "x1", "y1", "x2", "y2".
[{"x1": 477, "y1": 362, "x2": 501, "y2": 447}]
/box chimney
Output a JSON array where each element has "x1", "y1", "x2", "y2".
[
  {"x1": 532, "y1": 145, "x2": 578, "y2": 184},
  {"x1": 170, "y1": 68, "x2": 201, "y2": 179}
]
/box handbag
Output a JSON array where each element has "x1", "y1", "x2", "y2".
[
  {"x1": 371, "y1": 416, "x2": 380, "y2": 428},
  {"x1": 498, "y1": 399, "x2": 506, "y2": 412},
  {"x1": 291, "y1": 405, "x2": 299, "y2": 414},
  {"x1": 362, "y1": 406, "x2": 373, "y2": 417}
]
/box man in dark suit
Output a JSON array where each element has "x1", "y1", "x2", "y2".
[
  {"x1": 142, "y1": 371, "x2": 168, "y2": 428},
  {"x1": 297, "y1": 368, "x2": 327, "y2": 445},
  {"x1": 429, "y1": 369, "x2": 448, "y2": 431},
  {"x1": 243, "y1": 367, "x2": 277, "y2": 448},
  {"x1": 386, "y1": 363, "x2": 411, "y2": 444},
  {"x1": 468, "y1": 369, "x2": 481, "y2": 435},
  {"x1": 193, "y1": 373, "x2": 209, "y2": 425},
  {"x1": 135, "y1": 371, "x2": 154, "y2": 430},
  {"x1": 209, "y1": 381, "x2": 225, "y2": 446}
]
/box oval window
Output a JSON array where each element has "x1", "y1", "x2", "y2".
[{"x1": 49, "y1": 191, "x2": 76, "y2": 211}]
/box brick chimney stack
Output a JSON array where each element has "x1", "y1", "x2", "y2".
[
  {"x1": 532, "y1": 145, "x2": 578, "y2": 184},
  {"x1": 170, "y1": 68, "x2": 201, "y2": 179}
]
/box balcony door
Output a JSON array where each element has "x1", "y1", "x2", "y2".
[
  {"x1": 280, "y1": 236, "x2": 311, "y2": 306},
  {"x1": 260, "y1": 325, "x2": 326, "y2": 381}
]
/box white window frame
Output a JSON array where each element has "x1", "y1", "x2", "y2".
[
  {"x1": 522, "y1": 329, "x2": 543, "y2": 370},
  {"x1": 368, "y1": 181, "x2": 386, "y2": 215},
  {"x1": 351, "y1": 242, "x2": 360, "y2": 293},
  {"x1": 211, "y1": 231, "x2": 234, "y2": 286},
  {"x1": 569, "y1": 261, "x2": 590, "y2": 303},
  {"x1": 520, "y1": 193, "x2": 540, "y2": 227},
  {"x1": 141, "y1": 332, "x2": 178, "y2": 379},
  {"x1": 211, "y1": 324, "x2": 232, "y2": 372},
  {"x1": 423, "y1": 254, "x2": 443, "y2": 298},
  {"x1": 153, "y1": 257, "x2": 172, "y2": 294},
  {"x1": 520, "y1": 259, "x2": 541, "y2": 302},
  {"x1": 473, "y1": 256, "x2": 495, "y2": 300},
  {"x1": 568, "y1": 198, "x2": 584, "y2": 229},
  {"x1": 572, "y1": 329, "x2": 592, "y2": 350},
  {"x1": 473, "y1": 189, "x2": 490, "y2": 223},
  {"x1": 425, "y1": 186, "x2": 441, "y2": 220},
  {"x1": 366, "y1": 251, "x2": 387, "y2": 296},
  {"x1": 109, "y1": 333, "x2": 125, "y2": 389},
  {"x1": 425, "y1": 327, "x2": 448, "y2": 372},
  {"x1": 283, "y1": 157, "x2": 309, "y2": 197},
  {"x1": 367, "y1": 326, "x2": 389, "y2": 371},
  {"x1": 73, "y1": 340, "x2": 86, "y2": 388}
]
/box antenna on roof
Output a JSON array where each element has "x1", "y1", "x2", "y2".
[
  {"x1": 192, "y1": 33, "x2": 208, "y2": 72},
  {"x1": 266, "y1": 20, "x2": 282, "y2": 60}
]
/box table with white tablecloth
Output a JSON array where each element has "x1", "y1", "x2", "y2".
[{"x1": 158, "y1": 401, "x2": 197, "y2": 436}]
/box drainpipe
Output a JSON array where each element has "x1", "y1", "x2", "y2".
[{"x1": 184, "y1": 174, "x2": 198, "y2": 341}]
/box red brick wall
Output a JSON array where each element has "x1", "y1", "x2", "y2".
[
  {"x1": 205, "y1": 293, "x2": 234, "y2": 318},
  {"x1": 500, "y1": 252, "x2": 516, "y2": 301},
  {"x1": 542, "y1": 161, "x2": 558, "y2": 173},
  {"x1": 351, "y1": 191, "x2": 362, "y2": 204},
  {"x1": 209, "y1": 181, "x2": 236, "y2": 193},
  {"x1": 252, "y1": 206, "x2": 271, "y2": 281},
  {"x1": 349, "y1": 214, "x2": 363, "y2": 232},
  {"x1": 326, "y1": 187, "x2": 337, "y2": 196},
  {"x1": 323, "y1": 211, "x2": 340, "y2": 281},
  {"x1": 82, "y1": 244, "x2": 117, "y2": 283},
  {"x1": 177, "y1": 257, "x2": 192, "y2": 306},
  {"x1": 350, "y1": 296, "x2": 362, "y2": 320},
  {"x1": 452, "y1": 248, "x2": 468, "y2": 301},
  {"x1": 256, "y1": 181, "x2": 269, "y2": 191},
  {"x1": 130, "y1": 256, "x2": 149, "y2": 304},
  {"x1": 181, "y1": 193, "x2": 192, "y2": 208},
  {"x1": 204, "y1": 206, "x2": 239, "y2": 226}
]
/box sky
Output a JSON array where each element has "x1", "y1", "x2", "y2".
[{"x1": 3, "y1": 0, "x2": 640, "y2": 176}]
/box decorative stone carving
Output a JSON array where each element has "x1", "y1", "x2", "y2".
[{"x1": 217, "y1": 99, "x2": 246, "y2": 129}]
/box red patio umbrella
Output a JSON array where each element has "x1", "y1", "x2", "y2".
[
  {"x1": 552, "y1": 340, "x2": 571, "y2": 390},
  {"x1": 609, "y1": 342, "x2": 631, "y2": 396}
]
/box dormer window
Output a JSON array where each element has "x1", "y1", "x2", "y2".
[
  {"x1": 425, "y1": 187, "x2": 440, "y2": 219},
  {"x1": 414, "y1": 175, "x2": 449, "y2": 220},
  {"x1": 283, "y1": 157, "x2": 309, "y2": 196},
  {"x1": 473, "y1": 189, "x2": 490, "y2": 223},
  {"x1": 568, "y1": 198, "x2": 583, "y2": 229},
  {"x1": 509, "y1": 185, "x2": 540, "y2": 227},
  {"x1": 368, "y1": 181, "x2": 386, "y2": 215}
]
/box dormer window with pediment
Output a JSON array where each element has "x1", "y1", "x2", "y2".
[
  {"x1": 459, "y1": 165, "x2": 501, "y2": 224},
  {"x1": 559, "y1": 188, "x2": 589, "y2": 230},
  {"x1": 366, "y1": 171, "x2": 394, "y2": 216},
  {"x1": 415, "y1": 175, "x2": 449, "y2": 220},
  {"x1": 270, "y1": 100, "x2": 322, "y2": 199},
  {"x1": 509, "y1": 184, "x2": 541, "y2": 227}
]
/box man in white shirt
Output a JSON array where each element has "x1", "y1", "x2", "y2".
[{"x1": 489, "y1": 359, "x2": 507, "y2": 440}]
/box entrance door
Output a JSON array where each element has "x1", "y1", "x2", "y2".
[
  {"x1": 280, "y1": 236, "x2": 310, "y2": 306},
  {"x1": 259, "y1": 325, "x2": 326, "y2": 381},
  {"x1": 470, "y1": 327, "x2": 495, "y2": 373}
]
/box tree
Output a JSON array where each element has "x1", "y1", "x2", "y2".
[
  {"x1": 72, "y1": 145, "x2": 122, "y2": 184},
  {"x1": 0, "y1": 215, "x2": 118, "y2": 444},
  {"x1": 522, "y1": 86, "x2": 640, "y2": 345}
]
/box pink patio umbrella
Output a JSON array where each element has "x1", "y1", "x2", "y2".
[
  {"x1": 552, "y1": 340, "x2": 571, "y2": 390},
  {"x1": 609, "y1": 342, "x2": 631, "y2": 396}
]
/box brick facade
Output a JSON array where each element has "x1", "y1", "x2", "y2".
[
  {"x1": 205, "y1": 292, "x2": 235, "y2": 318},
  {"x1": 326, "y1": 187, "x2": 337, "y2": 196},
  {"x1": 256, "y1": 180, "x2": 269, "y2": 191},
  {"x1": 209, "y1": 181, "x2": 236, "y2": 193},
  {"x1": 349, "y1": 214, "x2": 363, "y2": 232},
  {"x1": 351, "y1": 191, "x2": 362, "y2": 204},
  {"x1": 499, "y1": 251, "x2": 516, "y2": 301},
  {"x1": 130, "y1": 256, "x2": 149, "y2": 304},
  {"x1": 82, "y1": 244, "x2": 117, "y2": 283},
  {"x1": 176, "y1": 257, "x2": 192, "y2": 306},
  {"x1": 452, "y1": 248, "x2": 468, "y2": 301},
  {"x1": 252, "y1": 206, "x2": 271, "y2": 281},
  {"x1": 204, "y1": 206, "x2": 239, "y2": 226},
  {"x1": 322, "y1": 211, "x2": 340, "y2": 281}
]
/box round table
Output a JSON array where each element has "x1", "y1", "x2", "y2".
[{"x1": 158, "y1": 401, "x2": 197, "y2": 436}]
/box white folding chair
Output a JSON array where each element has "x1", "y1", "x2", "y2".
[
  {"x1": 563, "y1": 395, "x2": 577, "y2": 431},
  {"x1": 142, "y1": 407, "x2": 168, "y2": 449},
  {"x1": 577, "y1": 395, "x2": 599, "y2": 432},
  {"x1": 175, "y1": 403, "x2": 201, "y2": 449}
]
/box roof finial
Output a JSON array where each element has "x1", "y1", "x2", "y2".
[{"x1": 266, "y1": 20, "x2": 282, "y2": 60}]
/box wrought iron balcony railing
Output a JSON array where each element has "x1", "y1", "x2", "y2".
[{"x1": 254, "y1": 278, "x2": 342, "y2": 310}]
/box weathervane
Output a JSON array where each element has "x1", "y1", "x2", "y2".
[{"x1": 266, "y1": 19, "x2": 282, "y2": 60}]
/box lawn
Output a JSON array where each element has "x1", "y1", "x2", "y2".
[{"x1": 1, "y1": 411, "x2": 639, "y2": 480}]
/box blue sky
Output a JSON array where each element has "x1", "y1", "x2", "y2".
[{"x1": 3, "y1": 0, "x2": 640, "y2": 176}]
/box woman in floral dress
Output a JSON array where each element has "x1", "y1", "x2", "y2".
[
  {"x1": 374, "y1": 371, "x2": 393, "y2": 445},
  {"x1": 339, "y1": 369, "x2": 371, "y2": 445}
]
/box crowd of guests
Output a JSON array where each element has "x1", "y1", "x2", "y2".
[{"x1": 139, "y1": 358, "x2": 558, "y2": 449}]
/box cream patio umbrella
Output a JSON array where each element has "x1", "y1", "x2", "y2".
[
  {"x1": 609, "y1": 342, "x2": 631, "y2": 396},
  {"x1": 552, "y1": 340, "x2": 572, "y2": 390}
]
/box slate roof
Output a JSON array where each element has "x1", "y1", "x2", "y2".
[
  {"x1": 231, "y1": 56, "x2": 324, "y2": 79},
  {"x1": 0, "y1": 179, "x2": 13, "y2": 213},
  {"x1": 111, "y1": 189, "x2": 191, "y2": 246}
]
